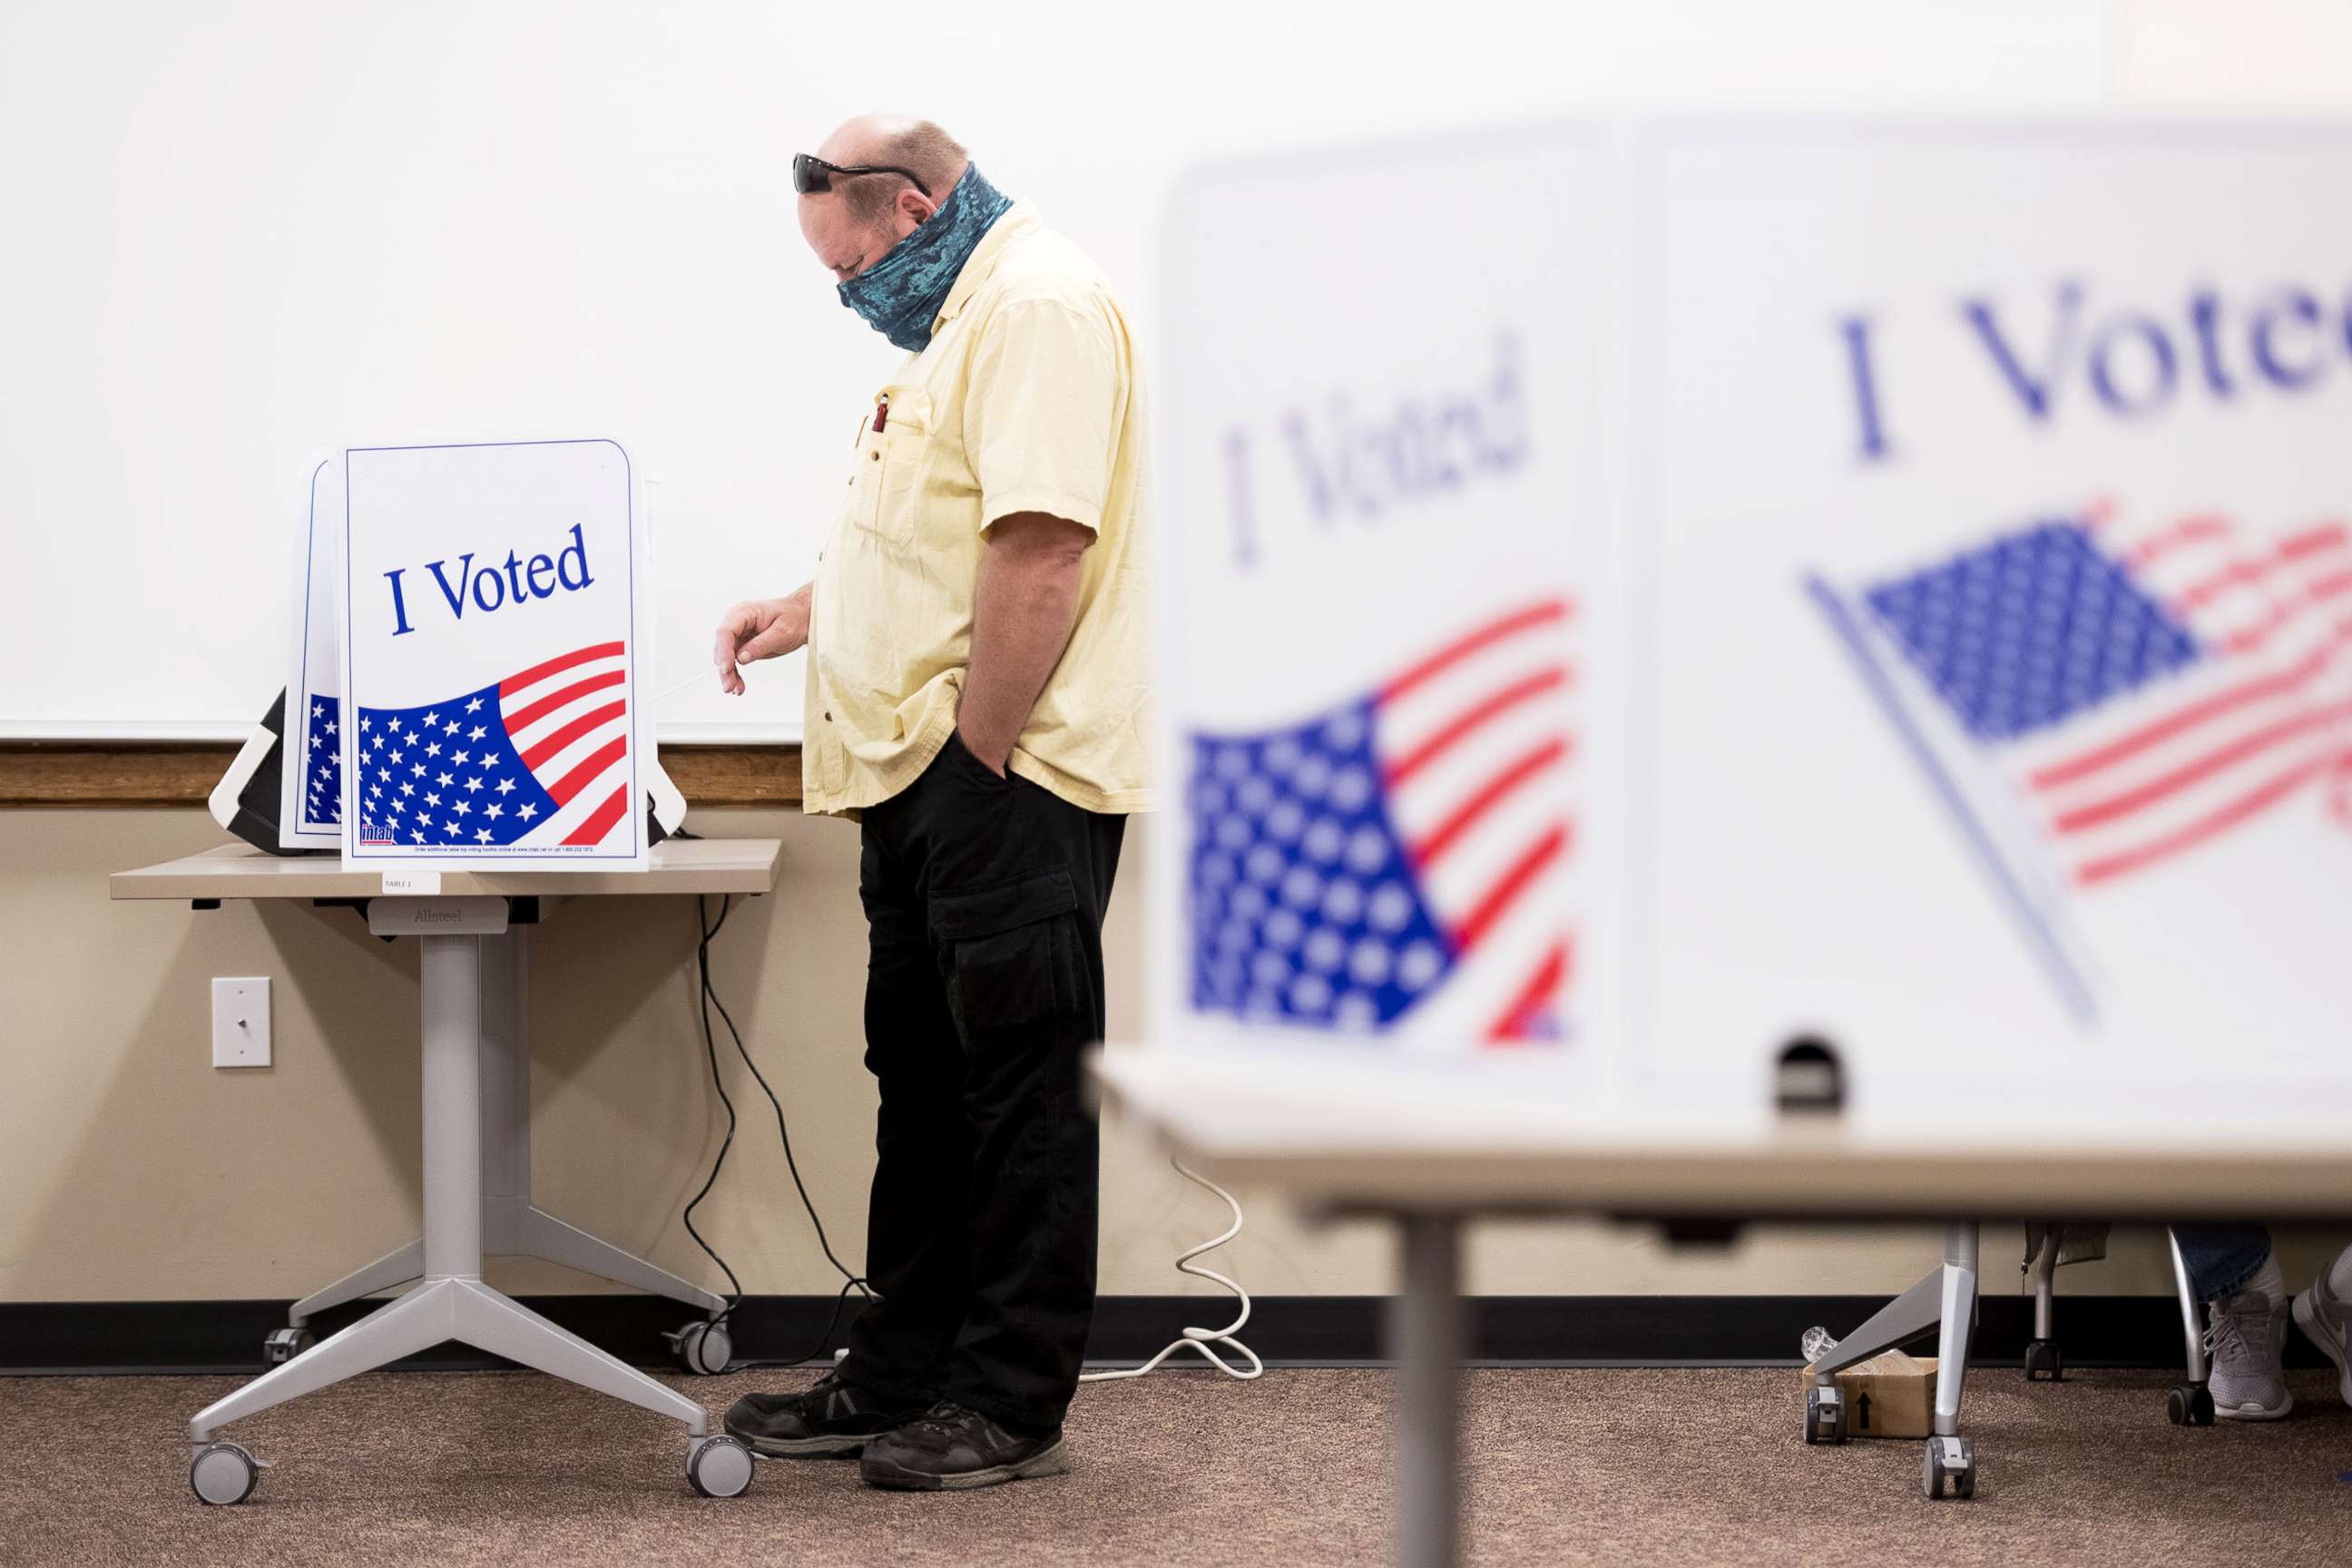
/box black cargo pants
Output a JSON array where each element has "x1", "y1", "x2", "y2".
[{"x1": 834, "y1": 731, "x2": 1124, "y2": 1433}]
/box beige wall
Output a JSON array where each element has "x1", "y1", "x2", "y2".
[{"x1": 5, "y1": 807, "x2": 2337, "y2": 1313}]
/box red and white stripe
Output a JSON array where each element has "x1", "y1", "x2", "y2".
[
  {"x1": 2026, "y1": 505, "x2": 2352, "y2": 887},
  {"x1": 1374, "y1": 598, "x2": 1577, "y2": 1043},
  {"x1": 500, "y1": 641, "x2": 636, "y2": 848}
]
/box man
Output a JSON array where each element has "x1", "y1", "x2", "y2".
[
  {"x1": 2171, "y1": 1228, "x2": 2352, "y2": 1421},
  {"x1": 710, "y1": 117, "x2": 1152, "y2": 1491}
]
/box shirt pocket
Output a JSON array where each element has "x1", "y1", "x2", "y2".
[{"x1": 849, "y1": 384, "x2": 934, "y2": 549}]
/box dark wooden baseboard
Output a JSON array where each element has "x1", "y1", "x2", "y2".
[
  {"x1": 0, "y1": 743, "x2": 801, "y2": 808},
  {"x1": 1, "y1": 1293, "x2": 2302, "y2": 1376}
]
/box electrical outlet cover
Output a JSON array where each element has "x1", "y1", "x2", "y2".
[{"x1": 211, "y1": 976, "x2": 271, "y2": 1067}]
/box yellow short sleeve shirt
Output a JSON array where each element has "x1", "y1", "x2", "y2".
[{"x1": 803, "y1": 203, "x2": 1155, "y2": 818}]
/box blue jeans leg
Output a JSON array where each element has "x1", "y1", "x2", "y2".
[{"x1": 2173, "y1": 1225, "x2": 2272, "y2": 1302}]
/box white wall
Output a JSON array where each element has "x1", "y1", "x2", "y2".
[{"x1": 0, "y1": 0, "x2": 2120, "y2": 740}]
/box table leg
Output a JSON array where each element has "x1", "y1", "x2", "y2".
[
  {"x1": 2170, "y1": 1229, "x2": 2209, "y2": 1385},
  {"x1": 419, "y1": 933, "x2": 485, "y2": 1280},
  {"x1": 1391, "y1": 1211, "x2": 1465, "y2": 1568},
  {"x1": 1932, "y1": 1221, "x2": 1978, "y2": 1438},
  {"x1": 502, "y1": 1203, "x2": 728, "y2": 1313},
  {"x1": 287, "y1": 1238, "x2": 425, "y2": 1327},
  {"x1": 191, "y1": 933, "x2": 709, "y2": 1447}
]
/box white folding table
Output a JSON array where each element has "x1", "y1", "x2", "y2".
[
  {"x1": 111, "y1": 838, "x2": 784, "y2": 1504},
  {"x1": 1093, "y1": 1050, "x2": 2352, "y2": 1568}
]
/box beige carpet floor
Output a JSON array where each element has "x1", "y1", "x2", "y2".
[{"x1": 4, "y1": 1366, "x2": 2348, "y2": 1566}]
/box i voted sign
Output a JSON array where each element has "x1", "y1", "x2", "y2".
[
  {"x1": 1637, "y1": 123, "x2": 2352, "y2": 1112},
  {"x1": 1154, "y1": 119, "x2": 2352, "y2": 1129},
  {"x1": 338, "y1": 439, "x2": 647, "y2": 871},
  {"x1": 1154, "y1": 132, "x2": 1602, "y2": 1072}
]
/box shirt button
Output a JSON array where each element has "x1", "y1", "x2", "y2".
[
  {"x1": 868, "y1": 450, "x2": 879, "y2": 461},
  {"x1": 823, "y1": 710, "x2": 832, "y2": 720}
]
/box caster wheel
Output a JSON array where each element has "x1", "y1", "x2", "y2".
[
  {"x1": 1921, "y1": 1436, "x2": 1975, "y2": 1501},
  {"x1": 190, "y1": 1442, "x2": 261, "y2": 1505},
  {"x1": 688, "y1": 1434, "x2": 756, "y2": 1498},
  {"x1": 1804, "y1": 1384, "x2": 1847, "y2": 1446},
  {"x1": 262, "y1": 1327, "x2": 314, "y2": 1366},
  {"x1": 668, "y1": 1318, "x2": 733, "y2": 1377},
  {"x1": 2022, "y1": 1338, "x2": 2063, "y2": 1382},
  {"x1": 2167, "y1": 1382, "x2": 2215, "y2": 1426}
]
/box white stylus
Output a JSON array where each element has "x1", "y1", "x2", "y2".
[{"x1": 645, "y1": 667, "x2": 737, "y2": 705}]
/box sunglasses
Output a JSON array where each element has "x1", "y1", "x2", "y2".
[{"x1": 792, "y1": 152, "x2": 932, "y2": 200}]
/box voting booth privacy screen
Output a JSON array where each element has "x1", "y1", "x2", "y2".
[
  {"x1": 282, "y1": 456, "x2": 344, "y2": 850},
  {"x1": 315, "y1": 438, "x2": 650, "y2": 872},
  {"x1": 1153, "y1": 122, "x2": 2352, "y2": 1121}
]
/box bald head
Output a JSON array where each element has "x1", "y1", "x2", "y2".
[{"x1": 799, "y1": 116, "x2": 972, "y2": 281}]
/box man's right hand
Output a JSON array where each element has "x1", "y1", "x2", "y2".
[{"x1": 712, "y1": 585, "x2": 812, "y2": 696}]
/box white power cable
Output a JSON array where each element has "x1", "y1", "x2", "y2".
[{"x1": 1081, "y1": 1156, "x2": 1263, "y2": 1383}]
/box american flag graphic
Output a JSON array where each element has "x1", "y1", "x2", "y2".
[
  {"x1": 1186, "y1": 599, "x2": 1575, "y2": 1044},
  {"x1": 353, "y1": 641, "x2": 635, "y2": 850},
  {"x1": 1846, "y1": 504, "x2": 2352, "y2": 891},
  {"x1": 301, "y1": 694, "x2": 344, "y2": 830}
]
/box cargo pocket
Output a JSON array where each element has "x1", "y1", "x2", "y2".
[{"x1": 932, "y1": 867, "x2": 1079, "y2": 1037}]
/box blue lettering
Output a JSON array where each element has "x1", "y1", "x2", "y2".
[
  {"x1": 1961, "y1": 281, "x2": 2082, "y2": 422},
  {"x1": 2188, "y1": 289, "x2": 2236, "y2": 397},
  {"x1": 384, "y1": 568, "x2": 415, "y2": 635},
  {"x1": 1838, "y1": 314, "x2": 1892, "y2": 461},
  {"x1": 1849, "y1": 278, "x2": 2351, "y2": 455},
  {"x1": 1389, "y1": 407, "x2": 1431, "y2": 494},
  {"x1": 1435, "y1": 403, "x2": 1477, "y2": 488},
  {"x1": 385, "y1": 525, "x2": 597, "y2": 630},
  {"x1": 2250, "y1": 288, "x2": 2325, "y2": 389},
  {"x1": 1275, "y1": 332, "x2": 1525, "y2": 527},
  {"x1": 2087, "y1": 314, "x2": 2179, "y2": 417},
  {"x1": 1484, "y1": 332, "x2": 1529, "y2": 469},
  {"x1": 1221, "y1": 426, "x2": 1259, "y2": 570},
  {"x1": 424, "y1": 554, "x2": 475, "y2": 620},
  {"x1": 556, "y1": 523, "x2": 594, "y2": 590},
  {"x1": 1280, "y1": 402, "x2": 1354, "y2": 523},
  {"x1": 1360, "y1": 418, "x2": 1404, "y2": 514}
]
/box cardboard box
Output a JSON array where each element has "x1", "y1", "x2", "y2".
[{"x1": 1799, "y1": 1350, "x2": 1938, "y2": 1438}]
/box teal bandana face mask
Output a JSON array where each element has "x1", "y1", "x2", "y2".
[{"x1": 837, "y1": 165, "x2": 1014, "y2": 353}]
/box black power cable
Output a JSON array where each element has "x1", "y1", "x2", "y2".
[
  {"x1": 678, "y1": 899, "x2": 746, "y2": 1310},
  {"x1": 686, "y1": 892, "x2": 875, "y2": 1368}
]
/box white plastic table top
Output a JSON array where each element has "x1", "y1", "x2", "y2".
[
  {"x1": 110, "y1": 838, "x2": 783, "y2": 901},
  {"x1": 1092, "y1": 1050, "x2": 2352, "y2": 1223}
]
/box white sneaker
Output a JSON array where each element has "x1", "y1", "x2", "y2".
[
  {"x1": 2290, "y1": 1273, "x2": 2352, "y2": 1409},
  {"x1": 2206, "y1": 1289, "x2": 2292, "y2": 1421}
]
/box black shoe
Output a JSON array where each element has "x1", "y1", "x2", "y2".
[
  {"x1": 723, "y1": 1373, "x2": 928, "y2": 1458},
  {"x1": 858, "y1": 1401, "x2": 1069, "y2": 1491}
]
